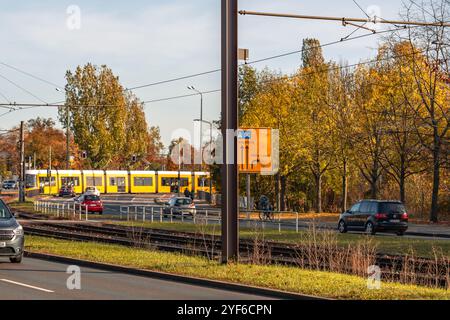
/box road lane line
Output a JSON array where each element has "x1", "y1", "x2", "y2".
[{"x1": 0, "y1": 279, "x2": 54, "y2": 293}]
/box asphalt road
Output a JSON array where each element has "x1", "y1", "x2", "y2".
[{"x1": 0, "y1": 257, "x2": 272, "y2": 300}]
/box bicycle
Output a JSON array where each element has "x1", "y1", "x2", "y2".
[{"x1": 258, "y1": 207, "x2": 274, "y2": 222}]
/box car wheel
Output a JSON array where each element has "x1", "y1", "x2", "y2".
[
  {"x1": 99, "y1": 211, "x2": 103, "y2": 215},
  {"x1": 365, "y1": 221, "x2": 376, "y2": 235},
  {"x1": 10, "y1": 254, "x2": 23, "y2": 263},
  {"x1": 338, "y1": 220, "x2": 347, "y2": 233},
  {"x1": 396, "y1": 230, "x2": 404, "y2": 236}
]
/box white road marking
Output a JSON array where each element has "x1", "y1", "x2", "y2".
[{"x1": 0, "y1": 279, "x2": 54, "y2": 293}]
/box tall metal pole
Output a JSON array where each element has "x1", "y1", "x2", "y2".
[
  {"x1": 19, "y1": 121, "x2": 26, "y2": 202},
  {"x1": 66, "y1": 106, "x2": 70, "y2": 169},
  {"x1": 246, "y1": 174, "x2": 251, "y2": 210},
  {"x1": 178, "y1": 142, "x2": 181, "y2": 196},
  {"x1": 221, "y1": 0, "x2": 239, "y2": 263},
  {"x1": 199, "y1": 92, "x2": 203, "y2": 172},
  {"x1": 48, "y1": 146, "x2": 52, "y2": 196},
  {"x1": 209, "y1": 122, "x2": 213, "y2": 204}
]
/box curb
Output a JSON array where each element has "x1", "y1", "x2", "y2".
[
  {"x1": 24, "y1": 251, "x2": 329, "y2": 300},
  {"x1": 404, "y1": 231, "x2": 450, "y2": 239}
]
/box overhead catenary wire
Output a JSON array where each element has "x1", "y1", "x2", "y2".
[
  {"x1": 0, "y1": 61, "x2": 64, "y2": 90},
  {"x1": 125, "y1": 24, "x2": 418, "y2": 91},
  {"x1": 0, "y1": 43, "x2": 447, "y2": 110},
  {"x1": 0, "y1": 73, "x2": 48, "y2": 104}
]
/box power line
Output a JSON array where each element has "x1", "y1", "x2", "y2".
[
  {"x1": 142, "y1": 89, "x2": 221, "y2": 105},
  {"x1": 126, "y1": 69, "x2": 221, "y2": 91},
  {"x1": 1, "y1": 44, "x2": 445, "y2": 108},
  {"x1": 0, "y1": 31, "x2": 445, "y2": 109},
  {"x1": 125, "y1": 25, "x2": 414, "y2": 91},
  {"x1": 0, "y1": 73, "x2": 48, "y2": 104},
  {"x1": 0, "y1": 61, "x2": 64, "y2": 90},
  {"x1": 121, "y1": 43, "x2": 450, "y2": 105},
  {"x1": 0, "y1": 89, "x2": 11, "y2": 104}
]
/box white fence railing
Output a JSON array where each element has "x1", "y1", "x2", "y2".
[{"x1": 33, "y1": 200, "x2": 305, "y2": 233}]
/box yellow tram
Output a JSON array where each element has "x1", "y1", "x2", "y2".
[{"x1": 25, "y1": 169, "x2": 213, "y2": 195}]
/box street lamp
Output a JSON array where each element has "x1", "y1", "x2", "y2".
[
  {"x1": 194, "y1": 118, "x2": 213, "y2": 203},
  {"x1": 187, "y1": 86, "x2": 203, "y2": 172},
  {"x1": 56, "y1": 87, "x2": 70, "y2": 169}
]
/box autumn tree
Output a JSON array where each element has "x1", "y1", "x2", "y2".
[
  {"x1": 60, "y1": 63, "x2": 150, "y2": 169},
  {"x1": 297, "y1": 39, "x2": 336, "y2": 213},
  {"x1": 398, "y1": 0, "x2": 450, "y2": 221},
  {"x1": 376, "y1": 43, "x2": 427, "y2": 203},
  {"x1": 328, "y1": 64, "x2": 357, "y2": 211},
  {"x1": 25, "y1": 117, "x2": 73, "y2": 169}
]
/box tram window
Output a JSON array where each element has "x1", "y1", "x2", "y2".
[
  {"x1": 86, "y1": 177, "x2": 103, "y2": 186},
  {"x1": 61, "y1": 177, "x2": 80, "y2": 187},
  {"x1": 134, "y1": 177, "x2": 153, "y2": 186},
  {"x1": 25, "y1": 174, "x2": 36, "y2": 188},
  {"x1": 110, "y1": 177, "x2": 116, "y2": 186},
  {"x1": 40, "y1": 176, "x2": 56, "y2": 187},
  {"x1": 197, "y1": 177, "x2": 209, "y2": 187},
  {"x1": 162, "y1": 177, "x2": 188, "y2": 187}
]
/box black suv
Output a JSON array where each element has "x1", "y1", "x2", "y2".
[{"x1": 338, "y1": 200, "x2": 408, "y2": 236}]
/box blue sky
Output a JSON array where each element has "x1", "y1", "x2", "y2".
[{"x1": 0, "y1": 0, "x2": 409, "y2": 147}]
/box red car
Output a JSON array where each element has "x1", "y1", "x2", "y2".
[{"x1": 75, "y1": 194, "x2": 103, "y2": 214}]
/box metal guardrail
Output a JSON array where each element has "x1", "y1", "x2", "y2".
[
  {"x1": 34, "y1": 200, "x2": 89, "y2": 221},
  {"x1": 33, "y1": 199, "x2": 305, "y2": 232},
  {"x1": 119, "y1": 205, "x2": 221, "y2": 225}
]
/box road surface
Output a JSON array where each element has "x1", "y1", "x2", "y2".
[{"x1": 0, "y1": 257, "x2": 272, "y2": 300}]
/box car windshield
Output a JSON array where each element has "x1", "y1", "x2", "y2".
[
  {"x1": 0, "y1": 201, "x2": 13, "y2": 219},
  {"x1": 85, "y1": 195, "x2": 100, "y2": 201},
  {"x1": 379, "y1": 202, "x2": 406, "y2": 214}
]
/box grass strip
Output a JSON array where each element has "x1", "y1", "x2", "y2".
[
  {"x1": 112, "y1": 221, "x2": 450, "y2": 259},
  {"x1": 25, "y1": 235, "x2": 450, "y2": 300}
]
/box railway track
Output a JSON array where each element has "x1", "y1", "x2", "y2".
[{"x1": 23, "y1": 221, "x2": 449, "y2": 288}]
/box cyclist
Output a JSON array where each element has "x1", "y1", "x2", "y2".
[{"x1": 258, "y1": 195, "x2": 273, "y2": 221}]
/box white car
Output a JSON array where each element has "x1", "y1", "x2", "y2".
[{"x1": 84, "y1": 186, "x2": 100, "y2": 196}]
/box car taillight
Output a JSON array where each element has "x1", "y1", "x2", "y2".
[
  {"x1": 375, "y1": 213, "x2": 388, "y2": 220},
  {"x1": 401, "y1": 212, "x2": 408, "y2": 220}
]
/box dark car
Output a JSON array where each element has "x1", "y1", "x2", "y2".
[
  {"x1": 59, "y1": 185, "x2": 76, "y2": 197},
  {"x1": 338, "y1": 200, "x2": 408, "y2": 236}
]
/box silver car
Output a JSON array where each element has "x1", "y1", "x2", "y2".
[
  {"x1": 0, "y1": 199, "x2": 24, "y2": 263},
  {"x1": 163, "y1": 197, "x2": 196, "y2": 216}
]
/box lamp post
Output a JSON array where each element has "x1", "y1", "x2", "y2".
[
  {"x1": 194, "y1": 119, "x2": 213, "y2": 203},
  {"x1": 56, "y1": 87, "x2": 70, "y2": 169},
  {"x1": 187, "y1": 86, "x2": 203, "y2": 172}
]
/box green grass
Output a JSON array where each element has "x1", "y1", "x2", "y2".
[
  {"x1": 24, "y1": 235, "x2": 449, "y2": 300},
  {"x1": 111, "y1": 221, "x2": 450, "y2": 258}
]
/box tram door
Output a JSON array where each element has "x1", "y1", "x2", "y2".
[{"x1": 117, "y1": 177, "x2": 126, "y2": 193}]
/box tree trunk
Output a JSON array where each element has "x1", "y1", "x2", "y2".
[
  {"x1": 370, "y1": 174, "x2": 378, "y2": 199},
  {"x1": 399, "y1": 154, "x2": 406, "y2": 203},
  {"x1": 315, "y1": 173, "x2": 322, "y2": 213},
  {"x1": 280, "y1": 175, "x2": 286, "y2": 211},
  {"x1": 275, "y1": 172, "x2": 280, "y2": 211},
  {"x1": 370, "y1": 155, "x2": 379, "y2": 199},
  {"x1": 430, "y1": 145, "x2": 440, "y2": 222},
  {"x1": 341, "y1": 158, "x2": 348, "y2": 213}
]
